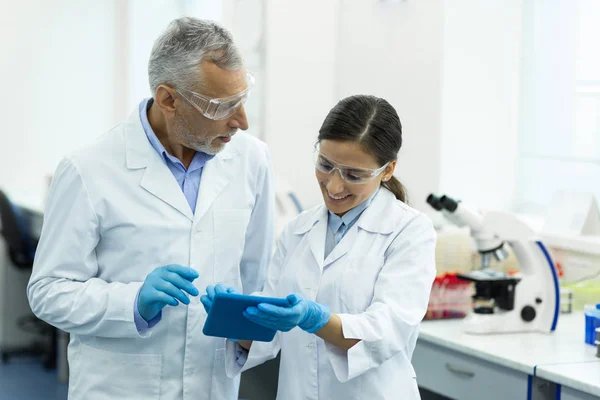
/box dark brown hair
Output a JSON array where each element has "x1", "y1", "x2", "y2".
[{"x1": 318, "y1": 95, "x2": 407, "y2": 202}]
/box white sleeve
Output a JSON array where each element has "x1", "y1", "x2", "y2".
[
  {"x1": 325, "y1": 214, "x2": 437, "y2": 382},
  {"x1": 27, "y1": 157, "x2": 146, "y2": 339},
  {"x1": 240, "y1": 142, "x2": 275, "y2": 294}
]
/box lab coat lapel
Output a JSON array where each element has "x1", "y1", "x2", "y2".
[
  {"x1": 323, "y1": 189, "x2": 396, "y2": 267},
  {"x1": 307, "y1": 218, "x2": 326, "y2": 272},
  {"x1": 124, "y1": 108, "x2": 194, "y2": 221},
  {"x1": 297, "y1": 206, "x2": 328, "y2": 272},
  {"x1": 356, "y1": 189, "x2": 396, "y2": 235},
  {"x1": 193, "y1": 149, "x2": 236, "y2": 224},
  {"x1": 323, "y1": 226, "x2": 357, "y2": 268},
  {"x1": 140, "y1": 155, "x2": 194, "y2": 221}
]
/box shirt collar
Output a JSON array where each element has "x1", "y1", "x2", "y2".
[{"x1": 328, "y1": 188, "x2": 379, "y2": 232}]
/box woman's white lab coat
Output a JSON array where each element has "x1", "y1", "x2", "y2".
[
  {"x1": 226, "y1": 188, "x2": 436, "y2": 400},
  {"x1": 27, "y1": 110, "x2": 274, "y2": 400}
]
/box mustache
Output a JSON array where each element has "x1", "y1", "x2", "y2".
[{"x1": 219, "y1": 129, "x2": 238, "y2": 138}]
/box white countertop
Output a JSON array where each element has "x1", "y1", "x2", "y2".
[
  {"x1": 536, "y1": 358, "x2": 600, "y2": 397},
  {"x1": 419, "y1": 312, "x2": 597, "y2": 375}
]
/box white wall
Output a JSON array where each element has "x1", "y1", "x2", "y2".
[
  {"x1": 0, "y1": 0, "x2": 117, "y2": 203},
  {"x1": 1, "y1": 0, "x2": 526, "y2": 215},
  {"x1": 262, "y1": 0, "x2": 524, "y2": 213},
  {"x1": 220, "y1": 0, "x2": 266, "y2": 139},
  {"x1": 0, "y1": 0, "x2": 231, "y2": 205},
  {"x1": 335, "y1": 0, "x2": 444, "y2": 211},
  {"x1": 263, "y1": 0, "x2": 341, "y2": 209},
  {"x1": 126, "y1": 0, "x2": 186, "y2": 115},
  {"x1": 439, "y1": 0, "x2": 524, "y2": 211},
  {"x1": 262, "y1": 0, "x2": 445, "y2": 211}
]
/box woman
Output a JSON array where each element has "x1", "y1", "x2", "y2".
[{"x1": 203, "y1": 94, "x2": 436, "y2": 399}]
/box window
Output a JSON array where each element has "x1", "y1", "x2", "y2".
[{"x1": 517, "y1": 0, "x2": 600, "y2": 214}]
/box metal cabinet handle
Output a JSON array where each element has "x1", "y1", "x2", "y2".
[{"x1": 445, "y1": 363, "x2": 475, "y2": 378}]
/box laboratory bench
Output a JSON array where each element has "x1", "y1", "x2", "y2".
[
  {"x1": 536, "y1": 361, "x2": 600, "y2": 400},
  {"x1": 414, "y1": 312, "x2": 600, "y2": 400}
]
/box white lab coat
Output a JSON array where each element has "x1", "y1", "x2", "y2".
[
  {"x1": 27, "y1": 109, "x2": 274, "y2": 400},
  {"x1": 226, "y1": 188, "x2": 437, "y2": 400}
]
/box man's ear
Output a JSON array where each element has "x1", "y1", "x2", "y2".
[{"x1": 154, "y1": 85, "x2": 178, "y2": 118}]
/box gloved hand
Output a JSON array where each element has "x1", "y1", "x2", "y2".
[
  {"x1": 200, "y1": 283, "x2": 238, "y2": 314},
  {"x1": 243, "y1": 294, "x2": 331, "y2": 333},
  {"x1": 137, "y1": 265, "x2": 199, "y2": 322},
  {"x1": 201, "y1": 283, "x2": 239, "y2": 342}
]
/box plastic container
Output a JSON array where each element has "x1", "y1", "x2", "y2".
[
  {"x1": 584, "y1": 304, "x2": 600, "y2": 345},
  {"x1": 425, "y1": 273, "x2": 473, "y2": 320}
]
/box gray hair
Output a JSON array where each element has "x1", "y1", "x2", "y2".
[{"x1": 148, "y1": 17, "x2": 243, "y2": 96}]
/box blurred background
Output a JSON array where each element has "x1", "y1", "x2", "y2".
[
  {"x1": 2, "y1": 0, "x2": 598, "y2": 214},
  {"x1": 1, "y1": 1, "x2": 599, "y2": 399}
]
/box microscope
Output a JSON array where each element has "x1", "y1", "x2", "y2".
[{"x1": 427, "y1": 194, "x2": 560, "y2": 334}]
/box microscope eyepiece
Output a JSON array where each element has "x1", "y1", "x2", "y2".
[
  {"x1": 426, "y1": 194, "x2": 444, "y2": 211},
  {"x1": 440, "y1": 195, "x2": 459, "y2": 212}
]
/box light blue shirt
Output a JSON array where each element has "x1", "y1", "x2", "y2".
[
  {"x1": 325, "y1": 189, "x2": 379, "y2": 258},
  {"x1": 138, "y1": 98, "x2": 214, "y2": 213},
  {"x1": 134, "y1": 98, "x2": 213, "y2": 332}
]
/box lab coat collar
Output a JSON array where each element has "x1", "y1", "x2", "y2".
[
  {"x1": 292, "y1": 206, "x2": 327, "y2": 270},
  {"x1": 293, "y1": 187, "x2": 397, "y2": 236},
  {"x1": 123, "y1": 108, "x2": 238, "y2": 222},
  {"x1": 193, "y1": 152, "x2": 236, "y2": 224},
  {"x1": 322, "y1": 189, "x2": 397, "y2": 266},
  {"x1": 293, "y1": 205, "x2": 327, "y2": 235},
  {"x1": 356, "y1": 188, "x2": 397, "y2": 234},
  {"x1": 124, "y1": 109, "x2": 153, "y2": 170},
  {"x1": 293, "y1": 188, "x2": 398, "y2": 268}
]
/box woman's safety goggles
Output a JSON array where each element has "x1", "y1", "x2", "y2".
[
  {"x1": 177, "y1": 72, "x2": 255, "y2": 121},
  {"x1": 313, "y1": 147, "x2": 389, "y2": 184}
]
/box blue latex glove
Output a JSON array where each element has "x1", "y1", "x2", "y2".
[
  {"x1": 243, "y1": 294, "x2": 331, "y2": 333},
  {"x1": 200, "y1": 283, "x2": 238, "y2": 314},
  {"x1": 201, "y1": 283, "x2": 239, "y2": 342},
  {"x1": 137, "y1": 265, "x2": 199, "y2": 322}
]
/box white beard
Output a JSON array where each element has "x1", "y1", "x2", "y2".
[{"x1": 172, "y1": 115, "x2": 236, "y2": 155}]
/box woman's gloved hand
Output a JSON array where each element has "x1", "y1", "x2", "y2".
[
  {"x1": 200, "y1": 283, "x2": 238, "y2": 314},
  {"x1": 137, "y1": 265, "x2": 199, "y2": 322},
  {"x1": 244, "y1": 294, "x2": 331, "y2": 333}
]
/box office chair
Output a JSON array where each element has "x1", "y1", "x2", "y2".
[{"x1": 0, "y1": 189, "x2": 56, "y2": 369}]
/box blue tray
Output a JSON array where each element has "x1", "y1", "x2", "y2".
[{"x1": 202, "y1": 292, "x2": 289, "y2": 342}]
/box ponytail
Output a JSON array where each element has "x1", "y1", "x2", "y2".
[{"x1": 382, "y1": 175, "x2": 407, "y2": 203}]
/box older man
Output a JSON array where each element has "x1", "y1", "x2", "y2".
[{"x1": 28, "y1": 17, "x2": 274, "y2": 400}]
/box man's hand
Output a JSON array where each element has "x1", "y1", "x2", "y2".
[
  {"x1": 200, "y1": 283, "x2": 238, "y2": 314},
  {"x1": 137, "y1": 265, "x2": 199, "y2": 322}
]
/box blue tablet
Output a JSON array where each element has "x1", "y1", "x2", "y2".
[{"x1": 202, "y1": 292, "x2": 289, "y2": 342}]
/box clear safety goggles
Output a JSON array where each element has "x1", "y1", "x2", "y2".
[
  {"x1": 177, "y1": 72, "x2": 255, "y2": 120},
  {"x1": 313, "y1": 146, "x2": 389, "y2": 184}
]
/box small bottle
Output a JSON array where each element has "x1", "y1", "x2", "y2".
[{"x1": 584, "y1": 304, "x2": 600, "y2": 345}]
